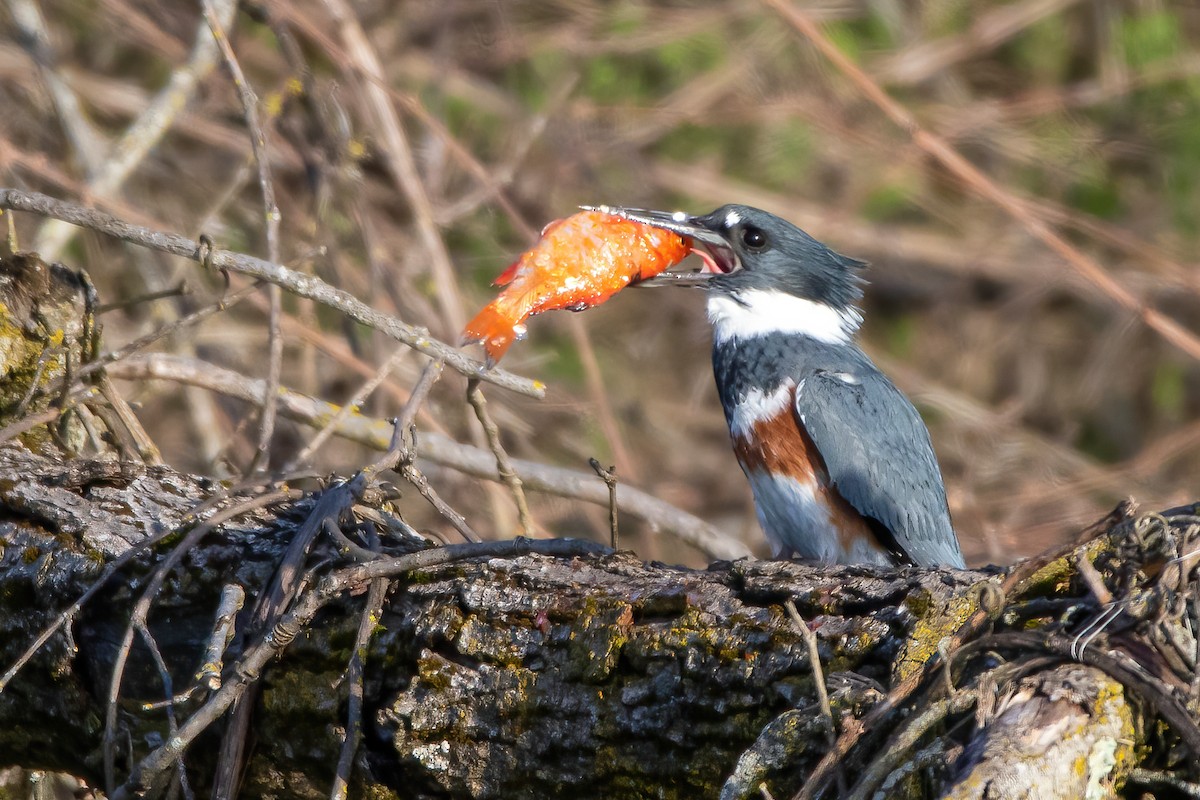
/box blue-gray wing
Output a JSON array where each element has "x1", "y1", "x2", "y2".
[{"x1": 794, "y1": 368, "x2": 964, "y2": 568}]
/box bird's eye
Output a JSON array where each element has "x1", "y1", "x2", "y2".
[{"x1": 740, "y1": 226, "x2": 767, "y2": 250}]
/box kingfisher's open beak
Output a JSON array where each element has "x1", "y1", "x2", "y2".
[{"x1": 580, "y1": 205, "x2": 740, "y2": 285}]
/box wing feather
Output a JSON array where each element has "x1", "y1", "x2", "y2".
[{"x1": 794, "y1": 369, "x2": 964, "y2": 568}]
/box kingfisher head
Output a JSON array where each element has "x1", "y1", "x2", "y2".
[{"x1": 592, "y1": 204, "x2": 866, "y2": 345}]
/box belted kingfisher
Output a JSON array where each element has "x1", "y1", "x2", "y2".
[{"x1": 606, "y1": 204, "x2": 965, "y2": 568}]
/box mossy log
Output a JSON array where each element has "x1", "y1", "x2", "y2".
[{"x1": 0, "y1": 441, "x2": 1197, "y2": 799}]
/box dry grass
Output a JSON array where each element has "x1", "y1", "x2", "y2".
[{"x1": 2, "y1": 0, "x2": 1198, "y2": 566}]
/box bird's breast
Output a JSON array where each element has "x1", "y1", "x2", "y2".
[{"x1": 728, "y1": 384, "x2": 889, "y2": 564}]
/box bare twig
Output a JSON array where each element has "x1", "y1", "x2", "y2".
[
  {"x1": 589, "y1": 458, "x2": 619, "y2": 551},
  {"x1": 34, "y1": 0, "x2": 238, "y2": 260},
  {"x1": 213, "y1": 479, "x2": 365, "y2": 799},
  {"x1": 397, "y1": 438, "x2": 482, "y2": 543},
  {"x1": 0, "y1": 388, "x2": 99, "y2": 448},
  {"x1": 843, "y1": 692, "x2": 977, "y2": 800},
  {"x1": 0, "y1": 188, "x2": 544, "y2": 397},
  {"x1": 96, "y1": 373, "x2": 162, "y2": 464},
  {"x1": 362, "y1": 358, "x2": 443, "y2": 478},
  {"x1": 784, "y1": 600, "x2": 836, "y2": 748},
  {"x1": 135, "y1": 624, "x2": 194, "y2": 800},
  {"x1": 108, "y1": 353, "x2": 750, "y2": 560},
  {"x1": 762, "y1": 0, "x2": 1200, "y2": 364},
  {"x1": 288, "y1": 345, "x2": 411, "y2": 471},
  {"x1": 329, "y1": 573, "x2": 388, "y2": 800},
  {"x1": 203, "y1": 0, "x2": 285, "y2": 473},
  {"x1": 195, "y1": 584, "x2": 246, "y2": 692},
  {"x1": 6, "y1": 0, "x2": 105, "y2": 170},
  {"x1": 468, "y1": 378, "x2": 534, "y2": 536},
  {"x1": 321, "y1": 0, "x2": 466, "y2": 337},
  {"x1": 95, "y1": 281, "x2": 190, "y2": 313}
]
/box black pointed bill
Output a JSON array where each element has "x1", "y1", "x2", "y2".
[{"x1": 580, "y1": 205, "x2": 740, "y2": 285}]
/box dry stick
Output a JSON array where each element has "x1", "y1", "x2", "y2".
[
  {"x1": 365, "y1": 361, "x2": 482, "y2": 544},
  {"x1": 73, "y1": 283, "x2": 260, "y2": 389},
  {"x1": 329, "y1": 573, "x2": 388, "y2": 800},
  {"x1": 321, "y1": 0, "x2": 466, "y2": 336},
  {"x1": 369, "y1": 359, "x2": 445, "y2": 475},
  {"x1": 96, "y1": 281, "x2": 190, "y2": 313},
  {"x1": 195, "y1": 584, "x2": 246, "y2": 693},
  {"x1": 109, "y1": 353, "x2": 751, "y2": 560},
  {"x1": 762, "y1": 0, "x2": 1200, "y2": 364},
  {"x1": 0, "y1": 188, "x2": 543, "y2": 398},
  {"x1": 99, "y1": 487, "x2": 300, "y2": 793},
  {"x1": 34, "y1": 0, "x2": 238, "y2": 260},
  {"x1": 842, "y1": 692, "x2": 978, "y2": 800},
  {"x1": 135, "y1": 624, "x2": 195, "y2": 800},
  {"x1": 109, "y1": 537, "x2": 607, "y2": 800},
  {"x1": 784, "y1": 601, "x2": 836, "y2": 747},
  {"x1": 287, "y1": 344, "x2": 411, "y2": 471},
  {"x1": 213, "y1": 481, "x2": 364, "y2": 800},
  {"x1": 0, "y1": 388, "x2": 99, "y2": 448},
  {"x1": 96, "y1": 373, "x2": 162, "y2": 464},
  {"x1": 6, "y1": 0, "x2": 105, "y2": 169},
  {"x1": 783, "y1": 598, "x2": 845, "y2": 796},
  {"x1": 398, "y1": 445, "x2": 482, "y2": 543},
  {"x1": 589, "y1": 459, "x2": 619, "y2": 551},
  {"x1": 467, "y1": 378, "x2": 534, "y2": 536},
  {"x1": 203, "y1": 0, "x2": 285, "y2": 474}
]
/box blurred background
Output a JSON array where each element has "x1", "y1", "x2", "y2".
[{"x1": 1, "y1": 0, "x2": 1197, "y2": 568}]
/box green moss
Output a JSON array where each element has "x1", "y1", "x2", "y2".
[
  {"x1": 21, "y1": 546, "x2": 39, "y2": 564},
  {"x1": 1017, "y1": 539, "x2": 1109, "y2": 599},
  {"x1": 894, "y1": 585, "x2": 987, "y2": 682}
]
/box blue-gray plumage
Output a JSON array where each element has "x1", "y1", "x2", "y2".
[{"x1": 591, "y1": 202, "x2": 966, "y2": 568}]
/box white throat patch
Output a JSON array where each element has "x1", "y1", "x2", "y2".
[{"x1": 707, "y1": 289, "x2": 862, "y2": 346}]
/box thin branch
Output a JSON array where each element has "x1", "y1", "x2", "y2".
[
  {"x1": 0, "y1": 188, "x2": 544, "y2": 398},
  {"x1": 762, "y1": 0, "x2": 1200, "y2": 364},
  {"x1": 34, "y1": 0, "x2": 238, "y2": 260},
  {"x1": 784, "y1": 600, "x2": 836, "y2": 747},
  {"x1": 589, "y1": 459, "x2": 619, "y2": 551},
  {"x1": 468, "y1": 379, "x2": 534, "y2": 536},
  {"x1": 321, "y1": 0, "x2": 466, "y2": 337},
  {"x1": 100, "y1": 487, "x2": 300, "y2": 792},
  {"x1": 107, "y1": 353, "x2": 751, "y2": 560},
  {"x1": 203, "y1": 0, "x2": 285, "y2": 473},
  {"x1": 843, "y1": 692, "x2": 977, "y2": 800},
  {"x1": 364, "y1": 359, "x2": 443, "y2": 477},
  {"x1": 288, "y1": 345, "x2": 411, "y2": 471},
  {"x1": 195, "y1": 584, "x2": 246, "y2": 692},
  {"x1": 6, "y1": 0, "x2": 106, "y2": 170},
  {"x1": 329, "y1": 572, "x2": 388, "y2": 800}
]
